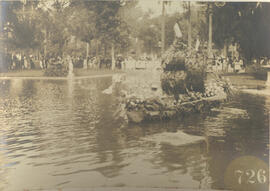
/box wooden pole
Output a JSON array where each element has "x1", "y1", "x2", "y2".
[
  {"x1": 188, "y1": 2, "x2": 192, "y2": 51},
  {"x1": 161, "y1": 1, "x2": 166, "y2": 55},
  {"x1": 208, "y1": 4, "x2": 213, "y2": 58}
]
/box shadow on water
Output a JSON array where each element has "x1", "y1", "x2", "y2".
[{"x1": 0, "y1": 77, "x2": 269, "y2": 190}]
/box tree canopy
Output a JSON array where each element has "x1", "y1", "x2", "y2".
[
  {"x1": 1, "y1": 1, "x2": 270, "y2": 61},
  {"x1": 1, "y1": 0, "x2": 132, "y2": 57},
  {"x1": 212, "y1": 2, "x2": 270, "y2": 60}
]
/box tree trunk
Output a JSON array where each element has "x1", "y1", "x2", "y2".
[
  {"x1": 44, "y1": 29, "x2": 47, "y2": 59},
  {"x1": 84, "y1": 42, "x2": 89, "y2": 69},
  {"x1": 103, "y1": 44, "x2": 106, "y2": 57},
  {"x1": 86, "y1": 42, "x2": 89, "y2": 58},
  {"x1": 111, "y1": 43, "x2": 115, "y2": 70},
  {"x1": 0, "y1": 3, "x2": 2, "y2": 33},
  {"x1": 22, "y1": 3, "x2": 25, "y2": 20},
  {"x1": 223, "y1": 43, "x2": 228, "y2": 58},
  {"x1": 89, "y1": 40, "x2": 92, "y2": 56},
  {"x1": 136, "y1": 38, "x2": 140, "y2": 58},
  {"x1": 96, "y1": 40, "x2": 99, "y2": 58}
]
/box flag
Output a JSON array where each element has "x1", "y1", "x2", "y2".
[{"x1": 174, "y1": 23, "x2": 182, "y2": 38}]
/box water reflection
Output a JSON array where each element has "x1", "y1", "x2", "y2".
[{"x1": 0, "y1": 77, "x2": 268, "y2": 190}]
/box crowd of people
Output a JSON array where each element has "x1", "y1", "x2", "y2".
[
  {"x1": 4, "y1": 53, "x2": 36, "y2": 70},
  {"x1": 2, "y1": 52, "x2": 126, "y2": 71},
  {"x1": 1, "y1": 51, "x2": 270, "y2": 73},
  {"x1": 209, "y1": 55, "x2": 245, "y2": 73},
  {"x1": 210, "y1": 55, "x2": 270, "y2": 73}
]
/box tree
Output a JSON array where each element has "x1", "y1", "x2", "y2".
[
  {"x1": 138, "y1": 23, "x2": 160, "y2": 55},
  {"x1": 212, "y1": 2, "x2": 270, "y2": 60},
  {"x1": 66, "y1": 3, "x2": 96, "y2": 58},
  {"x1": 2, "y1": 0, "x2": 131, "y2": 67},
  {"x1": 92, "y1": 1, "x2": 131, "y2": 68},
  {"x1": 2, "y1": 0, "x2": 70, "y2": 57},
  {"x1": 3, "y1": 1, "x2": 42, "y2": 51}
]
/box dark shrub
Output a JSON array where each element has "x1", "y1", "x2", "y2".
[
  {"x1": 161, "y1": 39, "x2": 207, "y2": 97},
  {"x1": 44, "y1": 64, "x2": 68, "y2": 77},
  {"x1": 161, "y1": 71, "x2": 187, "y2": 95},
  {"x1": 161, "y1": 43, "x2": 186, "y2": 71},
  {"x1": 162, "y1": 57, "x2": 186, "y2": 71},
  {"x1": 185, "y1": 65, "x2": 206, "y2": 93},
  {"x1": 246, "y1": 64, "x2": 267, "y2": 80}
]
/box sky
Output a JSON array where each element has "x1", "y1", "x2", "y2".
[{"x1": 137, "y1": 0, "x2": 185, "y2": 17}]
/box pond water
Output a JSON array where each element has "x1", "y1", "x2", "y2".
[{"x1": 0, "y1": 76, "x2": 269, "y2": 191}]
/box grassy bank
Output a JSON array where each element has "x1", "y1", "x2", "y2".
[
  {"x1": 0, "y1": 68, "x2": 123, "y2": 78},
  {"x1": 223, "y1": 73, "x2": 266, "y2": 89},
  {"x1": 0, "y1": 69, "x2": 266, "y2": 91},
  {"x1": 0, "y1": 70, "x2": 44, "y2": 77},
  {"x1": 245, "y1": 64, "x2": 267, "y2": 81},
  {"x1": 73, "y1": 68, "x2": 124, "y2": 76}
]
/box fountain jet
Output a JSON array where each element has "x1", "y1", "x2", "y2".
[{"x1": 68, "y1": 56, "x2": 74, "y2": 79}]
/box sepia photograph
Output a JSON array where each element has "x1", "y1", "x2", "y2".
[{"x1": 0, "y1": 0, "x2": 269, "y2": 191}]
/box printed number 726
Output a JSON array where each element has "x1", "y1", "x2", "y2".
[{"x1": 235, "y1": 169, "x2": 267, "y2": 184}]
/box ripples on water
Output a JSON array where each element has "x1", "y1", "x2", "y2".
[{"x1": 0, "y1": 77, "x2": 269, "y2": 190}]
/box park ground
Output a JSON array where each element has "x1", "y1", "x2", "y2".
[
  {"x1": 0, "y1": 68, "x2": 267, "y2": 90},
  {"x1": 0, "y1": 68, "x2": 123, "y2": 78}
]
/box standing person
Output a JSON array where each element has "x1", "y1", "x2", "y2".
[
  {"x1": 83, "y1": 58, "x2": 87, "y2": 69},
  {"x1": 39, "y1": 58, "x2": 43, "y2": 69},
  {"x1": 97, "y1": 56, "x2": 101, "y2": 69},
  {"x1": 5, "y1": 53, "x2": 12, "y2": 70},
  {"x1": 87, "y1": 56, "x2": 90, "y2": 69},
  {"x1": 239, "y1": 57, "x2": 244, "y2": 72},
  {"x1": 39, "y1": 56, "x2": 43, "y2": 69},
  {"x1": 253, "y1": 58, "x2": 257, "y2": 65},
  {"x1": 195, "y1": 35, "x2": 200, "y2": 52},
  {"x1": 24, "y1": 56, "x2": 28, "y2": 69},
  {"x1": 260, "y1": 58, "x2": 265, "y2": 65},
  {"x1": 21, "y1": 55, "x2": 24, "y2": 69},
  {"x1": 232, "y1": 56, "x2": 237, "y2": 73},
  {"x1": 44, "y1": 57, "x2": 48, "y2": 69},
  {"x1": 12, "y1": 54, "x2": 17, "y2": 70},
  {"x1": 228, "y1": 56, "x2": 233, "y2": 73},
  {"x1": 30, "y1": 56, "x2": 35, "y2": 69}
]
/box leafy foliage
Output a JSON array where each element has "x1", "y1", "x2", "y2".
[
  {"x1": 185, "y1": 65, "x2": 206, "y2": 92},
  {"x1": 161, "y1": 40, "x2": 207, "y2": 98},
  {"x1": 3, "y1": 0, "x2": 131, "y2": 57}
]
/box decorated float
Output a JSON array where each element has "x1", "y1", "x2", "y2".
[{"x1": 122, "y1": 39, "x2": 234, "y2": 123}]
